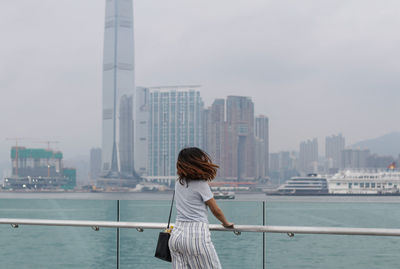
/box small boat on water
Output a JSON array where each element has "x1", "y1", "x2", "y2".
[{"x1": 213, "y1": 191, "x2": 235, "y2": 199}]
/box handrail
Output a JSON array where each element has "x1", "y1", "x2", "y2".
[{"x1": 1, "y1": 218, "x2": 400, "y2": 236}]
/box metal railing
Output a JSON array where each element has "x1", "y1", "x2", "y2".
[{"x1": 2, "y1": 218, "x2": 400, "y2": 237}]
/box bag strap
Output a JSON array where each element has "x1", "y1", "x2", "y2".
[{"x1": 167, "y1": 190, "x2": 175, "y2": 229}]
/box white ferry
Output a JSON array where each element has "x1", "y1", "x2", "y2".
[
  {"x1": 328, "y1": 170, "x2": 400, "y2": 195},
  {"x1": 213, "y1": 191, "x2": 235, "y2": 199},
  {"x1": 267, "y1": 174, "x2": 329, "y2": 195}
]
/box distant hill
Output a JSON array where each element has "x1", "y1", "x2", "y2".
[{"x1": 351, "y1": 132, "x2": 400, "y2": 157}]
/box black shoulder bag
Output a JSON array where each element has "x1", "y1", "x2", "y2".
[{"x1": 155, "y1": 190, "x2": 175, "y2": 262}]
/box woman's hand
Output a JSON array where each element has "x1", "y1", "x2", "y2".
[{"x1": 222, "y1": 222, "x2": 234, "y2": 228}]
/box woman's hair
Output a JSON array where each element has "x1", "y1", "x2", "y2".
[{"x1": 176, "y1": 147, "x2": 219, "y2": 185}]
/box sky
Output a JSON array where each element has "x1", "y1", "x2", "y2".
[{"x1": 1, "y1": 0, "x2": 400, "y2": 164}]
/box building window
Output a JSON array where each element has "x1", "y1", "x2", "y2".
[
  {"x1": 371, "y1": 183, "x2": 376, "y2": 188},
  {"x1": 365, "y1": 183, "x2": 370, "y2": 188},
  {"x1": 360, "y1": 183, "x2": 364, "y2": 188}
]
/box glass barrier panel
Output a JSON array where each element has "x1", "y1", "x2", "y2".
[
  {"x1": 120, "y1": 199, "x2": 176, "y2": 269},
  {"x1": 0, "y1": 199, "x2": 118, "y2": 269},
  {"x1": 265, "y1": 197, "x2": 400, "y2": 269},
  {"x1": 211, "y1": 200, "x2": 264, "y2": 268}
]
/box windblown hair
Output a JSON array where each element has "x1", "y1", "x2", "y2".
[{"x1": 177, "y1": 147, "x2": 219, "y2": 185}]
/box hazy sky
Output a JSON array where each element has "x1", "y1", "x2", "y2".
[{"x1": 1, "y1": 0, "x2": 400, "y2": 163}]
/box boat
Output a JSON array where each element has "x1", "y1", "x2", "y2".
[
  {"x1": 213, "y1": 191, "x2": 235, "y2": 199},
  {"x1": 266, "y1": 174, "x2": 329, "y2": 195},
  {"x1": 328, "y1": 170, "x2": 400, "y2": 195}
]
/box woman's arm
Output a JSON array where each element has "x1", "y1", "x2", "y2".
[{"x1": 205, "y1": 198, "x2": 234, "y2": 228}]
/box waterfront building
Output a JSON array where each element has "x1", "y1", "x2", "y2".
[
  {"x1": 269, "y1": 151, "x2": 299, "y2": 184},
  {"x1": 255, "y1": 116, "x2": 269, "y2": 180},
  {"x1": 134, "y1": 87, "x2": 150, "y2": 176},
  {"x1": 10, "y1": 147, "x2": 63, "y2": 177},
  {"x1": 148, "y1": 86, "x2": 204, "y2": 184},
  {"x1": 325, "y1": 134, "x2": 345, "y2": 172},
  {"x1": 225, "y1": 96, "x2": 255, "y2": 180},
  {"x1": 4, "y1": 147, "x2": 76, "y2": 190},
  {"x1": 269, "y1": 153, "x2": 280, "y2": 172},
  {"x1": 341, "y1": 149, "x2": 370, "y2": 169},
  {"x1": 299, "y1": 138, "x2": 319, "y2": 174},
  {"x1": 101, "y1": 0, "x2": 136, "y2": 178},
  {"x1": 204, "y1": 99, "x2": 226, "y2": 178},
  {"x1": 90, "y1": 148, "x2": 102, "y2": 180},
  {"x1": 366, "y1": 154, "x2": 395, "y2": 169}
]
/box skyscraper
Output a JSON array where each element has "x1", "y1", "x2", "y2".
[
  {"x1": 90, "y1": 148, "x2": 102, "y2": 180},
  {"x1": 325, "y1": 133, "x2": 345, "y2": 171},
  {"x1": 255, "y1": 115, "x2": 269, "y2": 179},
  {"x1": 225, "y1": 96, "x2": 255, "y2": 180},
  {"x1": 101, "y1": 0, "x2": 135, "y2": 177},
  {"x1": 148, "y1": 86, "x2": 204, "y2": 184},
  {"x1": 204, "y1": 99, "x2": 226, "y2": 178},
  {"x1": 299, "y1": 138, "x2": 318, "y2": 174},
  {"x1": 341, "y1": 149, "x2": 370, "y2": 169}
]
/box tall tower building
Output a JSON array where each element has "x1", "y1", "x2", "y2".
[
  {"x1": 299, "y1": 138, "x2": 318, "y2": 174},
  {"x1": 255, "y1": 116, "x2": 269, "y2": 179},
  {"x1": 225, "y1": 96, "x2": 255, "y2": 180},
  {"x1": 204, "y1": 99, "x2": 226, "y2": 178},
  {"x1": 101, "y1": 0, "x2": 135, "y2": 177},
  {"x1": 325, "y1": 133, "x2": 345, "y2": 171},
  {"x1": 148, "y1": 86, "x2": 204, "y2": 184},
  {"x1": 90, "y1": 148, "x2": 102, "y2": 180}
]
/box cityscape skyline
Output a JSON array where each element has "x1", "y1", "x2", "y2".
[{"x1": 1, "y1": 0, "x2": 400, "y2": 164}]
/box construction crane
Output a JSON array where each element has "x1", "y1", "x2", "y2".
[
  {"x1": 5, "y1": 137, "x2": 29, "y2": 177},
  {"x1": 33, "y1": 140, "x2": 60, "y2": 151},
  {"x1": 33, "y1": 140, "x2": 60, "y2": 177}
]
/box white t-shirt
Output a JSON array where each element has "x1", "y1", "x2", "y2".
[{"x1": 175, "y1": 180, "x2": 214, "y2": 223}]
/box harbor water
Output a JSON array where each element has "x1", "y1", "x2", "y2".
[{"x1": 1, "y1": 193, "x2": 400, "y2": 268}]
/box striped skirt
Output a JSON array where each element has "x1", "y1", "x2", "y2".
[{"x1": 169, "y1": 221, "x2": 222, "y2": 269}]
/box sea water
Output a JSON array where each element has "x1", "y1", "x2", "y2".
[{"x1": 1, "y1": 193, "x2": 400, "y2": 269}]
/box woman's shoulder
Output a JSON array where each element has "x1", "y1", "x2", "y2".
[
  {"x1": 176, "y1": 179, "x2": 209, "y2": 189},
  {"x1": 189, "y1": 180, "x2": 210, "y2": 190}
]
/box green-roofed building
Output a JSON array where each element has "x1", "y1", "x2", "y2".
[{"x1": 4, "y1": 147, "x2": 76, "y2": 191}]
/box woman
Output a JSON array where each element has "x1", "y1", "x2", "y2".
[{"x1": 169, "y1": 147, "x2": 234, "y2": 269}]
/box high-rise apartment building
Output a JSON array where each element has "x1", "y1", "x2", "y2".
[
  {"x1": 134, "y1": 87, "x2": 150, "y2": 176},
  {"x1": 101, "y1": 0, "x2": 136, "y2": 178},
  {"x1": 341, "y1": 149, "x2": 370, "y2": 169},
  {"x1": 255, "y1": 116, "x2": 269, "y2": 179},
  {"x1": 148, "y1": 86, "x2": 204, "y2": 184},
  {"x1": 90, "y1": 148, "x2": 102, "y2": 180},
  {"x1": 225, "y1": 96, "x2": 255, "y2": 180},
  {"x1": 269, "y1": 151, "x2": 299, "y2": 184},
  {"x1": 299, "y1": 138, "x2": 318, "y2": 174},
  {"x1": 325, "y1": 134, "x2": 345, "y2": 171},
  {"x1": 204, "y1": 99, "x2": 226, "y2": 178}
]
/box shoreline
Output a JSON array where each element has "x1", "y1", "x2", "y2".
[{"x1": 1, "y1": 191, "x2": 400, "y2": 203}]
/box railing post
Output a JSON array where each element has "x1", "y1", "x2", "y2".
[
  {"x1": 263, "y1": 200, "x2": 266, "y2": 269},
  {"x1": 117, "y1": 200, "x2": 120, "y2": 269}
]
